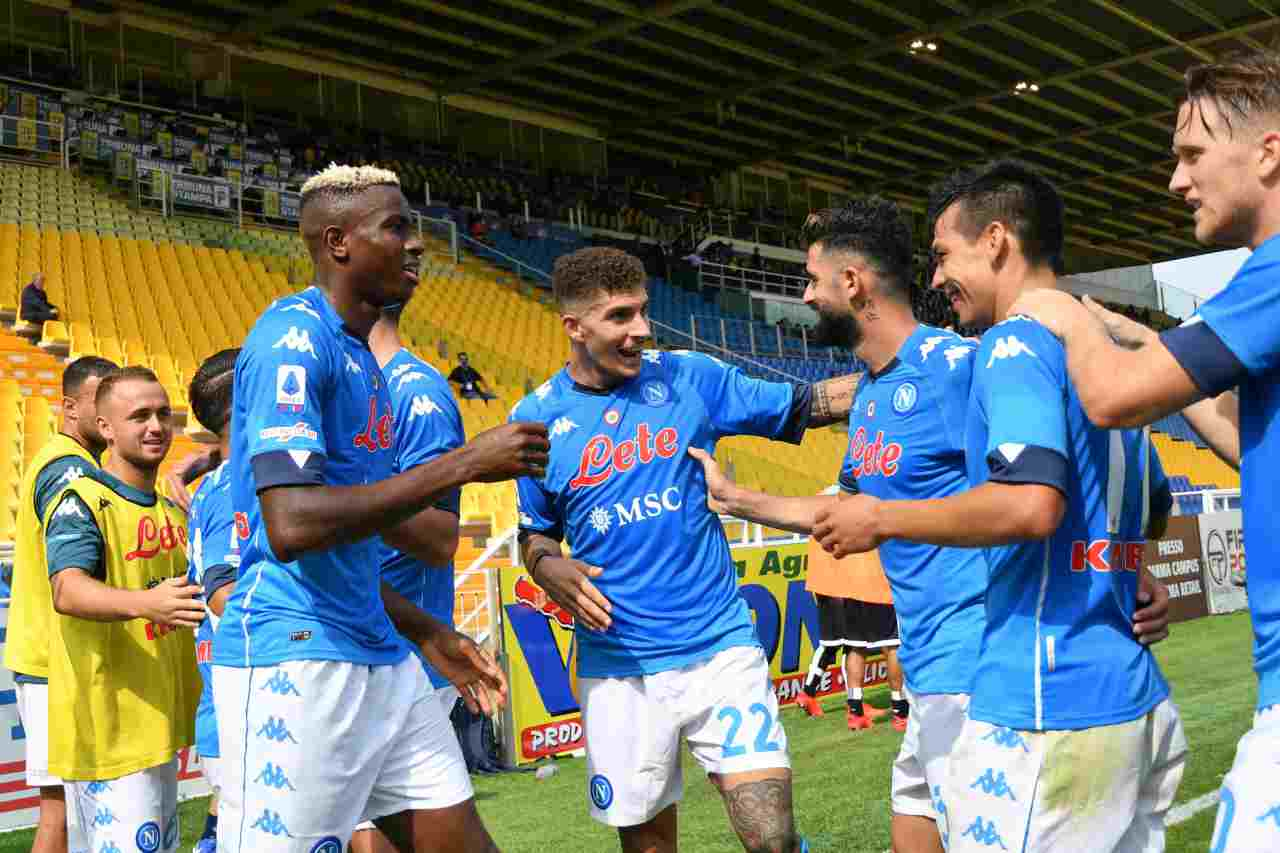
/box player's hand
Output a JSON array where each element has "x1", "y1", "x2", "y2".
[
  {"x1": 688, "y1": 447, "x2": 733, "y2": 515},
  {"x1": 1133, "y1": 568, "x2": 1171, "y2": 646},
  {"x1": 418, "y1": 629, "x2": 508, "y2": 716},
  {"x1": 812, "y1": 494, "x2": 884, "y2": 558},
  {"x1": 461, "y1": 422, "x2": 550, "y2": 482},
  {"x1": 1006, "y1": 288, "x2": 1091, "y2": 341},
  {"x1": 1082, "y1": 295, "x2": 1159, "y2": 350},
  {"x1": 535, "y1": 557, "x2": 612, "y2": 632},
  {"x1": 163, "y1": 469, "x2": 193, "y2": 513},
  {"x1": 164, "y1": 448, "x2": 222, "y2": 512},
  {"x1": 137, "y1": 578, "x2": 205, "y2": 628}
]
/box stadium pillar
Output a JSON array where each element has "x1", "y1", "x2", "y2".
[
  {"x1": 425, "y1": 181, "x2": 431, "y2": 206},
  {"x1": 801, "y1": 326, "x2": 808, "y2": 361},
  {"x1": 776, "y1": 324, "x2": 783, "y2": 356},
  {"x1": 720, "y1": 318, "x2": 727, "y2": 350},
  {"x1": 748, "y1": 319, "x2": 755, "y2": 357}
]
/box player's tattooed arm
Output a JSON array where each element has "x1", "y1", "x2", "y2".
[
  {"x1": 808, "y1": 372, "x2": 862, "y2": 427},
  {"x1": 720, "y1": 775, "x2": 800, "y2": 853},
  {"x1": 519, "y1": 531, "x2": 613, "y2": 631}
]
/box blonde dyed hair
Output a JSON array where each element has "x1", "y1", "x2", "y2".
[{"x1": 301, "y1": 163, "x2": 400, "y2": 200}]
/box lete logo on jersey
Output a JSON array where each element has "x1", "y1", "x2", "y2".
[
  {"x1": 569, "y1": 423, "x2": 679, "y2": 489},
  {"x1": 847, "y1": 427, "x2": 902, "y2": 478}
]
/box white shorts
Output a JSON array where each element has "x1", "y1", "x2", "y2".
[
  {"x1": 15, "y1": 681, "x2": 61, "y2": 787},
  {"x1": 197, "y1": 752, "x2": 221, "y2": 793},
  {"x1": 891, "y1": 689, "x2": 969, "y2": 839},
  {"x1": 945, "y1": 699, "x2": 1186, "y2": 853},
  {"x1": 68, "y1": 757, "x2": 180, "y2": 853},
  {"x1": 580, "y1": 645, "x2": 790, "y2": 827},
  {"x1": 1211, "y1": 703, "x2": 1280, "y2": 852},
  {"x1": 352, "y1": 682, "x2": 464, "y2": 834},
  {"x1": 213, "y1": 656, "x2": 473, "y2": 852}
]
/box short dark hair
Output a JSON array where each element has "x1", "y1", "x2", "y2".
[
  {"x1": 552, "y1": 247, "x2": 647, "y2": 309},
  {"x1": 927, "y1": 159, "x2": 1064, "y2": 272},
  {"x1": 95, "y1": 366, "x2": 162, "y2": 409},
  {"x1": 189, "y1": 348, "x2": 239, "y2": 434},
  {"x1": 1184, "y1": 48, "x2": 1280, "y2": 138},
  {"x1": 62, "y1": 355, "x2": 118, "y2": 397},
  {"x1": 801, "y1": 197, "x2": 914, "y2": 301}
]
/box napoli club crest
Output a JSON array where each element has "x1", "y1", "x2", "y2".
[
  {"x1": 641, "y1": 380, "x2": 669, "y2": 406},
  {"x1": 892, "y1": 382, "x2": 918, "y2": 414}
]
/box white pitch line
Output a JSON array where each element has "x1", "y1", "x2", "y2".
[
  {"x1": 877, "y1": 790, "x2": 1220, "y2": 852},
  {"x1": 1168, "y1": 790, "x2": 1221, "y2": 826}
]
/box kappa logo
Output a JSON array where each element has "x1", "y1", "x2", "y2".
[
  {"x1": 99, "y1": 842, "x2": 121, "y2": 853},
  {"x1": 343, "y1": 352, "x2": 363, "y2": 374},
  {"x1": 985, "y1": 334, "x2": 1036, "y2": 368},
  {"x1": 395, "y1": 370, "x2": 428, "y2": 392},
  {"x1": 642, "y1": 349, "x2": 662, "y2": 364},
  {"x1": 255, "y1": 762, "x2": 297, "y2": 791},
  {"x1": 981, "y1": 726, "x2": 1031, "y2": 752},
  {"x1": 409, "y1": 395, "x2": 442, "y2": 419},
  {"x1": 251, "y1": 810, "x2": 293, "y2": 838},
  {"x1": 56, "y1": 465, "x2": 86, "y2": 486},
  {"x1": 85, "y1": 781, "x2": 112, "y2": 796},
  {"x1": 390, "y1": 363, "x2": 415, "y2": 382},
  {"x1": 920, "y1": 335, "x2": 948, "y2": 360},
  {"x1": 256, "y1": 716, "x2": 298, "y2": 743},
  {"x1": 1259, "y1": 805, "x2": 1280, "y2": 828},
  {"x1": 550, "y1": 417, "x2": 579, "y2": 438},
  {"x1": 944, "y1": 344, "x2": 975, "y2": 370},
  {"x1": 281, "y1": 302, "x2": 322, "y2": 321},
  {"x1": 272, "y1": 327, "x2": 317, "y2": 358},
  {"x1": 54, "y1": 497, "x2": 85, "y2": 519},
  {"x1": 960, "y1": 817, "x2": 1007, "y2": 849},
  {"x1": 534, "y1": 380, "x2": 553, "y2": 400},
  {"x1": 970, "y1": 768, "x2": 1016, "y2": 800},
  {"x1": 261, "y1": 670, "x2": 302, "y2": 696},
  {"x1": 91, "y1": 808, "x2": 118, "y2": 827}
]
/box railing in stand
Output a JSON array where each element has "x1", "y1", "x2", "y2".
[
  {"x1": 455, "y1": 526, "x2": 520, "y2": 647},
  {"x1": 459, "y1": 232, "x2": 551, "y2": 283}
]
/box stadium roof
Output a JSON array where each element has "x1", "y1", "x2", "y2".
[{"x1": 71, "y1": 0, "x2": 1280, "y2": 267}]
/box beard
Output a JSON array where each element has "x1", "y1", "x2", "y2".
[{"x1": 812, "y1": 307, "x2": 861, "y2": 349}]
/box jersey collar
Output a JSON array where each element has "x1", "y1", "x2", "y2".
[{"x1": 95, "y1": 468, "x2": 158, "y2": 506}]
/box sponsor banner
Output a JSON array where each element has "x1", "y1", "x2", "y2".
[
  {"x1": 0, "y1": 604, "x2": 208, "y2": 831},
  {"x1": 1143, "y1": 515, "x2": 1208, "y2": 622},
  {"x1": 500, "y1": 540, "x2": 886, "y2": 765},
  {"x1": 14, "y1": 120, "x2": 35, "y2": 152},
  {"x1": 1198, "y1": 510, "x2": 1247, "y2": 615},
  {"x1": 172, "y1": 174, "x2": 233, "y2": 211}
]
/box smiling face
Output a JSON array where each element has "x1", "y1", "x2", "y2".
[
  {"x1": 337, "y1": 185, "x2": 424, "y2": 308},
  {"x1": 98, "y1": 379, "x2": 173, "y2": 473},
  {"x1": 1170, "y1": 98, "x2": 1272, "y2": 248},
  {"x1": 929, "y1": 202, "x2": 1001, "y2": 329},
  {"x1": 564, "y1": 287, "x2": 652, "y2": 386}
]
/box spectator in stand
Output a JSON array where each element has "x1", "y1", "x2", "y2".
[
  {"x1": 448, "y1": 353, "x2": 498, "y2": 404},
  {"x1": 469, "y1": 214, "x2": 491, "y2": 245},
  {"x1": 21, "y1": 273, "x2": 59, "y2": 325}
]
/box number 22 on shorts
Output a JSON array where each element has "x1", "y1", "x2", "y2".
[{"x1": 719, "y1": 703, "x2": 782, "y2": 757}]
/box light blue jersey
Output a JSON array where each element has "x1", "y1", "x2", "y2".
[
  {"x1": 185, "y1": 462, "x2": 238, "y2": 760},
  {"x1": 377, "y1": 348, "x2": 465, "y2": 689},
  {"x1": 837, "y1": 324, "x2": 986, "y2": 696},
  {"x1": 514, "y1": 350, "x2": 809, "y2": 679},
  {"x1": 1162, "y1": 234, "x2": 1280, "y2": 711},
  {"x1": 966, "y1": 316, "x2": 1171, "y2": 731},
  {"x1": 216, "y1": 286, "x2": 410, "y2": 668}
]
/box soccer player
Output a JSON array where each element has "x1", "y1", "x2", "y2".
[
  {"x1": 349, "y1": 297, "x2": 469, "y2": 853},
  {"x1": 212, "y1": 163, "x2": 548, "y2": 853},
  {"x1": 44, "y1": 367, "x2": 203, "y2": 853},
  {"x1": 1005, "y1": 50, "x2": 1280, "y2": 852},
  {"x1": 514, "y1": 246, "x2": 858, "y2": 853},
  {"x1": 690, "y1": 198, "x2": 988, "y2": 853},
  {"x1": 4, "y1": 355, "x2": 115, "y2": 853},
  {"x1": 811, "y1": 161, "x2": 1186, "y2": 851},
  {"x1": 183, "y1": 349, "x2": 241, "y2": 853}
]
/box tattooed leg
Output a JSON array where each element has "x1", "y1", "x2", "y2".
[{"x1": 713, "y1": 770, "x2": 800, "y2": 853}]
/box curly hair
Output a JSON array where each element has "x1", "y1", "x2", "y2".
[
  {"x1": 801, "y1": 197, "x2": 913, "y2": 301},
  {"x1": 552, "y1": 247, "x2": 647, "y2": 309},
  {"x1": 1184, "y1": 48, "x2": 1280, "y2": 138},
  {"x1": 927, "y1": 159, "x2": 1064, "y2": 273}
]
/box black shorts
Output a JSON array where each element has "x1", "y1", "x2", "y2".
[{"x1": 816, "y1": 594, "x2": 900, "y2": 649}]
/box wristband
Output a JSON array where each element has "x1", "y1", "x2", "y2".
[{"x1": 529, "y1": 550, "x2": 552, "y2": 582}]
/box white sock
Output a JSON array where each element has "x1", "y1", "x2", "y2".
[
  {"x1": 847, "y1": 686, "x2": 863, "y2": 701},
  {"x1": 891, "y1": 690, "x2": 903, "y2": 701}
]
